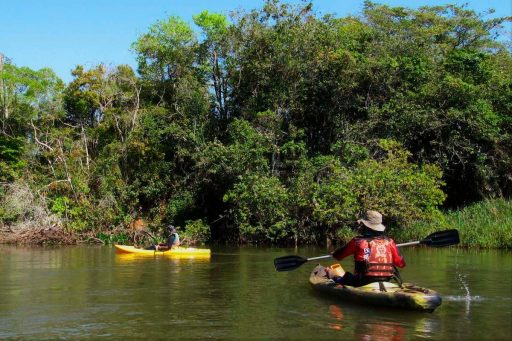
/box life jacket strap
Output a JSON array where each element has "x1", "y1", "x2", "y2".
[{"x1": 366, "y1": 262, "x2": 395, "y2": 275}]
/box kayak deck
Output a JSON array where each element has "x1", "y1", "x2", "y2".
[
  {"x1": 114, "y1": 244, "x2": 211, "y2": 258},
  {"x1": 310, "y1": 264, "x2": 442, "y2": 312}
]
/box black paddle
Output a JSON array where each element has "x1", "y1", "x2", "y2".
[{"x1": 274, "y1": 229, "x2": 460, "y2": 272}]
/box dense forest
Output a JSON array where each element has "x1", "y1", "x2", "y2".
[{"x1": 1, "y1": 1, "x2": 511, "y2": 246}]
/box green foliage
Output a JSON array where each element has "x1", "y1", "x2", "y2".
[
  {"x1": 446, "y1": 199, "x2": 512, "y2": 249},
  {"x1": 95, "y1": 231, "x2": 130, "y2": 245},
  {"x1": 133, "y1": 16, "x2": 196, "y2": 77},
  {"x1": 166, "y1": 192, "x2": 195, "y2": 222},
  {"x1": 193, "y1": 11, "x2": 229, "y2": 39},
  {"x1": 396, "y1": 199, "x2": 512, "y2": 249},
  {"x1": 1, "y1": 1, "x2": 511, "y2": 247},
  {"x1": 350, "y1": 141, "x2": 446, "y2": 225},
  {"x1": 313, "y1": 140, "x2": 445, "y2": 234},
  {"x1": 182, "y1": 219, "x2": 210, "y2": 245},
  {"x1": 132, "y1": 16, "x2": 201, "y2": 107},
  {"x1": 50, "y1": 196, "x2": 70, "y2": 217},
  {"x1": 1, "y1": 63, "x2": 64, "y2": 130},
  {"x1": 224, "y1": 173, "x2": 291, "y2": 242},
  {"x1": 0, "y1": 136, "x2": 25, "y2": 181}
]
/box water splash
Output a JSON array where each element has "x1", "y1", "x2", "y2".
[
  {"x1": 452, "y1": 262, "x2": 480, "y2": 317},
  {"x1": 455, "y1": 270, "x2": 474, "y2": 315},
  {"x1": 459, "y1": 273, "x2": 471, "y2": 298},
  {"x1": 443, "y1": 295, "x2": 484, "y2": 302}
]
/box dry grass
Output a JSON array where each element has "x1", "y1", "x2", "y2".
[{"x1": 0, "y1": 183, "x2": 75, "y2": 245}]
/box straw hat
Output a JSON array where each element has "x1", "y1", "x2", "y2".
[{"x1": 357, "y1": 210, "x2": 385, "y2": 232}]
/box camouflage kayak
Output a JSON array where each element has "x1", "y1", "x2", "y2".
[{"x1": 309, "y1": 264, "x2": 442, "y2": 312}]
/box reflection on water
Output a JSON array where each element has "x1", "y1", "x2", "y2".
[
  {"x1": 328, "y1": 304, "x2": 344, "y2": 331},
  {"x1": 0, "y1": 245, "x2": 510, "y2": 339},
  {"x1": 357, "y1": 321, "x2": 406, "y2": 341},
  {"x1": 327, "y1": 304, "x2": 439, "y2": 340}
]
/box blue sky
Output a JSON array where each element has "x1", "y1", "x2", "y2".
[{"x1": 1, "y1": 0, "x2": 510, "y2": 83}]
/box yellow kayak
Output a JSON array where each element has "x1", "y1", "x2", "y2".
[{"x1": 114, "y1": 244, "x2": 211, "y2": 258}]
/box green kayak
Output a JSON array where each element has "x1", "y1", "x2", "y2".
[{"x1": 309, "y1": 264, "x2": 442, "y2": 312}]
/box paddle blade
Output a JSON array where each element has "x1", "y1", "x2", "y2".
[
  {"x1": 274, "y1": 255, "x2": 308, "y2": 272},
  {"x1": 421, "y1": 229, "x2": 460, "y2": 247}
]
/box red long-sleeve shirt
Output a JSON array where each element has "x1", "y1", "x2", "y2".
[{"x1": 332, "y1": 237, "x2": 406, "y2": 268}]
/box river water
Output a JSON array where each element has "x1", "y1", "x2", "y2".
[{"x1": 0, "y1": 245, "x2": 510, "y2": 339}]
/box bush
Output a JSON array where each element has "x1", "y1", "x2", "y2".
[
  {"x1": 314, "y1": 140, "x2": 446, "y2": 237},
  {"x1": 182, "y1": 219, "x2": 210, "y2": 245},
  {"x1": 224, "y1": 174, "x2": 291, "y2": 243}
]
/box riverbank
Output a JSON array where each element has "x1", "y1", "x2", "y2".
[
  {"x1": 2, "y1": 199, "x2": 511, "y2": 249},
  {"x1": 391, "y1": 199, "x2": 512, "y2": 249}
]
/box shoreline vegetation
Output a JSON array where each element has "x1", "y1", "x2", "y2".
[
  {"x1": 1, "y1": 1, "x2": 511, "y2": 248},
  {"x1": 1, "y1": 189, "x2": 511, "y2": 249},
  {"x1": 389, "y1": 199, "x2": 512, "y2": 249}
]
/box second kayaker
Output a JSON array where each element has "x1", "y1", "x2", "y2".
[
  {"x1": 145, "y1": 225, "x2": 180, "y2": 251},
  {"x1": 327, "y1": 210, "x2": 405, "y2": 286}
]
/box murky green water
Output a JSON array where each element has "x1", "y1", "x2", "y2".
[{"x1": 0, "y1": 245, "x2": 510, "y2": 339}]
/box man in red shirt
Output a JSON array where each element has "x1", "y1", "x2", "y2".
[{"x1": 328, "y1": 210, "x2": 406, "y2": 287}]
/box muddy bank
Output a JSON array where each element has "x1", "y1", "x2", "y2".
[{"x1": 0, "y1": 225, "x2": 76, "y2": 245}]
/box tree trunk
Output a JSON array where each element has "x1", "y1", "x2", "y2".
[
  {"x1": 0, "y1": 52, "x2": 7, "y2": 128},
  {"x1": 326, "y1": 235, "x2": 333, "y2": 249}
]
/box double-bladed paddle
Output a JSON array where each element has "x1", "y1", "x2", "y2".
[{"x1": 273, "y1": 229, "x2": 460, "y2": 272}]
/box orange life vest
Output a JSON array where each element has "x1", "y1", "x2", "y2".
[{"x1": 355, "y1": 236, "x2": 395, "y2": 277}]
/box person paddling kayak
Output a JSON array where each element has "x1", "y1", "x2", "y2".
[
  {"x1": 327, "y1": 210, "x2": 405, "y2": 287},
  {"x1": 145, "y1": 225, "x2": 180, "y2": 251}
]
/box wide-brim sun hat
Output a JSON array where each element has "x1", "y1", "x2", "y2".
[{"x1": 357, "y1": 210, "x2": 386, "y2": 232}]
